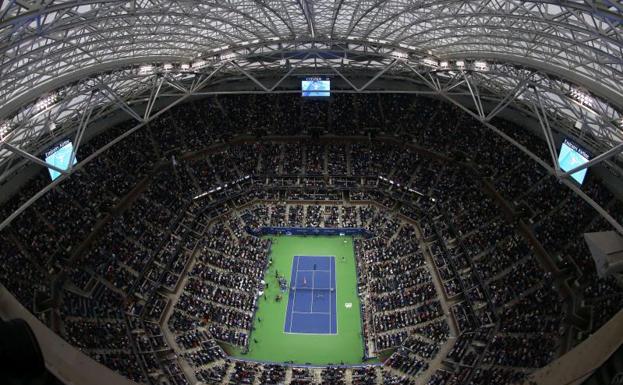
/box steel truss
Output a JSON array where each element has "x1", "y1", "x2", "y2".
[
  {"x1": 0, "y1": 1, "x2": 622, "y2": 234},
  {"x1": 1, "y1": 0, "x2": 622, "y2": 103},
  {"x1": 0, "y1": 45, "x2": 622, "y2": 234}
]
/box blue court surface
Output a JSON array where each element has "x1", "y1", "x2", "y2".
[{"x1": 284, "y1": 256, "x2": 337, "y2": 334}]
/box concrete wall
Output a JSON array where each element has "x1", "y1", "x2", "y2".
[
  {"x1": 0, "y1": 286, "x2": 138, "y2": 385},
  {"x1": 525, "y1": 309, "x2": 623, "y2": 385}
]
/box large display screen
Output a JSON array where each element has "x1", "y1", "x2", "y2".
[
  {"x1": 45, "y1": 140, "x2": 77, "y2": 180},
  {"x1": 558, "y1": 138, "x2": 590, "y2": 184},
  {"x1": 301, "y1": 78, "x2": 330, "y2": 97}
]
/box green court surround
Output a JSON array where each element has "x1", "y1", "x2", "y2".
[{"x1": 231, "y1": 235, "x2": 366, "y2": 365}]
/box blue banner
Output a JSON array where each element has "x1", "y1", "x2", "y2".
[{"x1": 246, "y1": 226, "x2": 373, "y2": 238}]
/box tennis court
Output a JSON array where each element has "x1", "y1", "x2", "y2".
[
  {"x1": 284, "y1": 255, "x2": 337, "y2": 334},
  {"x1": 234, "y1": 235, "x2": 364, "y2": 364}
]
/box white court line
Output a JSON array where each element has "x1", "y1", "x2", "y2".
[
  {"x1": 292, "y1": 288, "x2": 332, "y2": 295},
  {"x1": 293, "y1": 287, "x2": 332, "y2": 290},
  {"x1": 292, "y1": 311, "x2": 332, "y2": 315},
  {"x1": 329, "y1": 255, "x2": 340, "y2": 334},
  {"x1": 287, "y1": 256, "x2": 300, "y2": 333},
  {"x1": 283, "y1": 331, "x2": 338, "y2": 335},
  {"x1": 310, "y1": 269, "x2": 315, "y2": 312},
  {"x1": 296, "y1": 269, "x2": 331, "y2": 272},
  {"x1": 329, "y1": 256, "x2": 333, "y2": 333},
  {"x1": 286, "y1": 256, "x2": 340, "y2": 335}
]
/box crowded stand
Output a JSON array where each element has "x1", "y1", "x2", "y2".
[{"x1": 0, "y1": 94, "x2": 621, "y2": 385}]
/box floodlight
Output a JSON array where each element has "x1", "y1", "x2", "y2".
[
  {"x1": 474, "y1": 60, "x2": 488, "y2": 71},
  {"x1": 192, "y1": 60, "x2": 207, "y2": 69},
  {"x1": 422, "y1": 58, "x2": 438, "y2": 67},
  {"x1": 390, "y1": 50, "x2": 408, "y2": 59},
  {"x1": 139, "y1": 65, "x2": 153, "y2": 74},
  {"x1": 220, "y1": 52, "x2": 238, "y2": 61},
  {"x1": 570, "y1": 88, "x2": 594, "y2": 107},
  {"x1": 0, "y1": 121, "x2": 11, "y2": 141},
  {"x1": 35, "y1": 93, "x2": 58, "y2": 112}
]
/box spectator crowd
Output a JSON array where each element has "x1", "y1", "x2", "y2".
[{"x1": 0, "y1": 94, "x2": 621, "y2": 385}]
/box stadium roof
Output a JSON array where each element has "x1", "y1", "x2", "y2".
[{"x1": 0, "y1": 0, "x2": 622, "y2": 230}]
